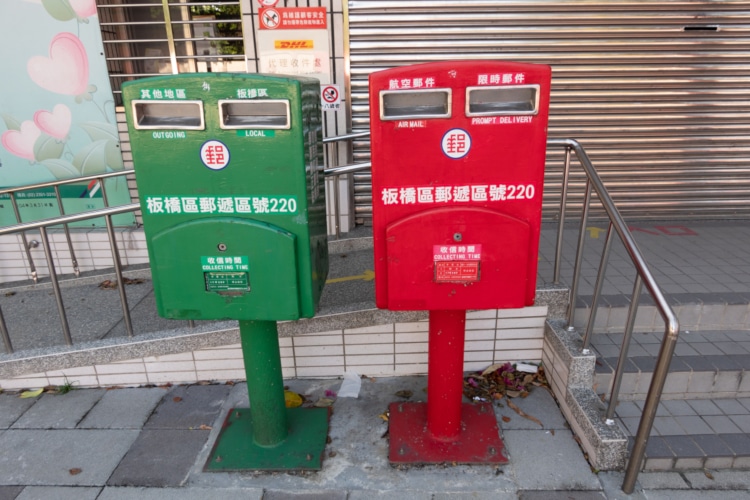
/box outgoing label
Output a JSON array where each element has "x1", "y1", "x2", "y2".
[{"x1": 434, "y1": 261, "x2": 480, "y2": 283}]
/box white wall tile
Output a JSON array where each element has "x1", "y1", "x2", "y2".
[
  {"x1": 395, "y1": 321, "x2": 428, "y2": 333},
  {"x1": 395, "y1": 343, "x2": 428, "y2": 354},
  {"x1": 295, "y1": 345, "x2": 344, "y2": 357},
  {"x1": 345, "y1": 343, "x2": 393, "y2": 355},
  {"x1": 395, "y1": 331, "x2": 428, "y2": 343},
  {"x1": 97, "y1": 373, "x2": 149, "y2": 387},
  {"x1": 345, "y1": 354, "x2": 393, "y2": 366},
  {"x1": 0, "y1": 376, "x2": 49, "y2": 390},
  {"x1": 147, "y1": 371, "x2": 199, "y2": 384}
]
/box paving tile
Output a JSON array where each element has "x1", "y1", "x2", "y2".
[
  {"x1": 680, "y1": 356, "x2": 716, "y2": 372},
  {"x1": 692, "y1": 434, "x2": 735, "y2": 457},
  {"x1": 264, "y1": 492, "x2": 348, "y2": 500},
  {"x1": 712, "y1": 399, "x2": 748, "y2": 415},
  {"x1": 143, "y1": 384, "x2": 231, "y2": 430},
  {"x1": 78, "y1": 388, "x2": 168, "y2": 429},
  {"x1": 728, "y1": 414, "x2": 750, "y2": 433},
  {"x1": 614, "y1": 400, "x2": 642, "y2": 418},
  {"x1": 107, "y1": 429, "x2": 210, "y2": 487},
  {"x1": 502, "y1": 429, "x2": 600, "y2": 491},
  {"x1": 644, "y1": 436, "x2": 675, "y2": 459},
  {"x1": 11, "y1": 390, "x2": 106, "y2": 429},
  {"x1": 664, "y1": 435, "x2": 705, "y2": 458},
  {"x1": 0, "y1": 430, "x2": 138, "y2": 486},
  {"x1": 703, "y1": 415, "x2": 743, "y2": 434},
  {"x1": 690, "y1": 342, "x2": 725, "y2": 356},
  {"x1": 15, "y1": 486, "x2": 101, "y2": 500},
  {"x1": 97, "y1": 487, "x2": 263, "y2": 500},
  {"x1": 0, "y1": 486, "x2": 24, "y2": 500},
  {"x1": 719, "y1": 433, "x2": 750, "y2": 457},
  {"x1": 653, "y1": 416, "x2": 685, "y2": 436},
  {"x1": 661, "y1": 400, "x2": 697, "y2": 417},
  {"x1": 495, "y1": 388, "x2": 568, "y2": 430},
  {"x1": 674, "y1": 416, "x2": 714, "y2": 435},
  {"x1": 686, "y1": 400, "x2": 723, "y2": 416},
  {"x1": 0, "y1": 395, "x2": 36, "y2": 429},
  {"x1": 518, "y1": 492, "x2": 606, "y2": 500}
]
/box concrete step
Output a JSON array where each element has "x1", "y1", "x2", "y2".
[
  {"x1": 573, "y1": 292, "x2": 750, "y2": 334},
  {"x1": 592, "y1": 330, "x2": 750, "y2": 400},
  {"x1": 617, "y1": 398, "x2": 750, "y2": 471}
]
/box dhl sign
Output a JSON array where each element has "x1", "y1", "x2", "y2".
[{"x1": 274, "y1": 40, "x2": 314, "y2": 49}]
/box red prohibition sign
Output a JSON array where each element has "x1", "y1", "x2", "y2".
[
  {"x1": 261, "y1": 8, "x2": 280, "y2": 29},
  {"x1": 322, "y1": 86, "x2": 339, "y2": 103}
]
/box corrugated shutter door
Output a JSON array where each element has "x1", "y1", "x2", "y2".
[{"x1": 347, "y1": 0, "x2": 750, "y2": 223}]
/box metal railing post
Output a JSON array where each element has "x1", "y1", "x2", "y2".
[
  {"x1": 9, "y1": 192, "x2": 37, "y2": 283},
  {"x1": 565, "y1": 179, "x2": 592, "y2": 330},
  {"x1": 101, "y1": 179, "x2": 134, "y2": 337},
  {"x1": 581, "y1": 221, "x2": 614, "y2": 352},
  {"x1": 38, "y1": 226, "x2": 73, "y2": 346},
  {"x1": 0, "y1": 305, "x2": 13, "y2": 354},
  {"x1": 553, "y1": 146, "x2": 572, "y2": 284},
  {"x1": 53, "y1": 184, "x2": 80, "y2": 277},
  {"x1": 606, "y1": 274, "x2": 643, "y2": 421}
]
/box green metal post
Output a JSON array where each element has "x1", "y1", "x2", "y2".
[{"x1": 239, "y1": 319, "x2": 287, "y2": 446}]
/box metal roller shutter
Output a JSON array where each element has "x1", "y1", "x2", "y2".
[{"x1": 346, "y1": 0, "x2": 750, "y2": 223}]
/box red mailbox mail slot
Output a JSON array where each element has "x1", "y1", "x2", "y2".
[{"x1": 369, "y1": 60, "x2": 551, "y2": 311}]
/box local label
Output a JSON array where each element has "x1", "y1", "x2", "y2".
[{"x1": 237, "y1": 130, "x2": 275, "y2": 138}]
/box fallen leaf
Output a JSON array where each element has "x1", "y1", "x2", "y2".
[
  {"x1": 550, "y1": 429, "x2": 555, "y2": 436},
  {"x1": 69, "y1": 468, "x2": 82, "y2": 475},
  {"x1": 314, "y1": 397, "x2": 334, "y2": 408},
  {"x1": 98, "y1": 280, "x2": 116, "y2": 289},
  {"x1": 704, "y1": 469, "x2": 715, "y2": 480},
  {"x1": 284, "y1": 390, "x2": 303, "y2": 408},
  {"x1": 501, "y1": 415, "x2": 511, "y2": 423},
  {"x1": 20, "y1": 388, "x2": 44, "y2": 399},
  {"x1": 173, "y1": 396, "x2": 183, "y2": 403},
  {"x1": 482, "y1": 363, "x2": 505, "y2": 376},
  {"x1": 198, "y1": 424, "x2": 212, "y2": 430},
  {"x1": 378, "y1": 411, "x2": 389, "y2": 422},
  {"x1": 4, "y1": 291, "x2": 15, "y2": 297},
  {"x1": 123, "y1": 277, "x2": 144, "y2": 285},
  {"x1": 507, "y1": 399, "x2": 543, "y2": 427},
  {"x1": 395, "y1": 390, "x2": 413, "y2": 399}
]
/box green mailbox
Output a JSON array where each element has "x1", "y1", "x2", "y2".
[
  {"x1": 122, "y1": 73, "x2": 329, "y2": 472},
  {"x1": 122, "y1": 72, "x2": 327, "y2": 322}
]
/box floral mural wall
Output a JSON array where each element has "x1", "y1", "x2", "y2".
[{"x1": 0, "y1": 0, "x2": 133, "y2": 226}]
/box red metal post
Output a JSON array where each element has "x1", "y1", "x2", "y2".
[{"x1": 427, "y1": 309, "x2": 467, "y2": 441}]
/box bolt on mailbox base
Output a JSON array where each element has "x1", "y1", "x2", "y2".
[
  {"x1": 205, "y1": 320, "x2": 329, "y2": 471},
  {"x1": 389, "y1": 310, "x2": 508, "y2": 465}
]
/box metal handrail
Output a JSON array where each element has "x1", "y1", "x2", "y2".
[{"x1": 549, "y1": 138, "x2": 680, "y2": 494}]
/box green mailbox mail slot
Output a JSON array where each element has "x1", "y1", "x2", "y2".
[{"x1": 122, "y1": 73, "x2": 327, "y2": 321}]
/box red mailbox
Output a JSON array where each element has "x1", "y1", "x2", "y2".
[{"x1": 369, "y1": 60, "x2": 551, "y2": 464}]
